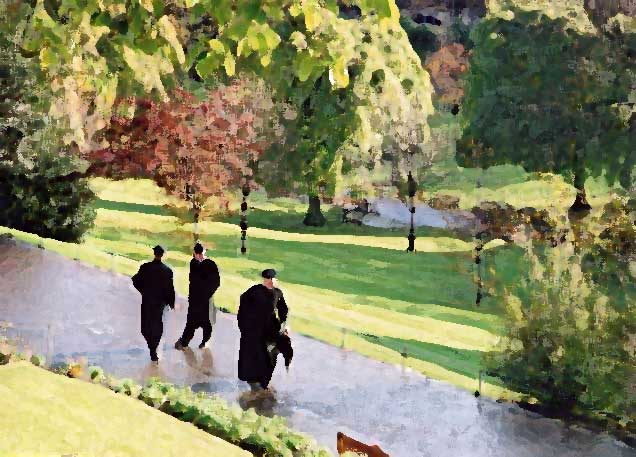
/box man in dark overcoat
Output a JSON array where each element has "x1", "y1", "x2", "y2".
[
  {"x1": 237, "y1": 268, "x2": 290, "y2": 391},
  {"x1": 175, "y1": 242, "x2": 220, "y2": 350},
  {"x1": 132, "y1": 245, "x2": 175, "y2": 362}
]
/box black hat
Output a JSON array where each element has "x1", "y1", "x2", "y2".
[
  {"x1": 261, "y1": 269, "x2": 277, "y2": 279},
  {"x1": 193, "y1": 242, "x2": 204, "y2": 254},
  {"x1": 153, "y1": 245, "x2": 165, "y2": 256}
]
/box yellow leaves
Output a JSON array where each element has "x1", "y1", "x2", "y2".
[
  {"x1": 138, "y1": 0, "x2": 154, "y2": 13},
  {"x1": 224, "y1": 52, "x2": 236, "y2": 76},
  {"x1": 260, "y1": 53, "x2": 272, "y2": 67},
  {"x1": 290, "y1": 31, "x2": 308, "y2": 50},
  {"x1": 94, "y1": 76, "x2": 118, "y2": 117},
  {"x1": 209, "y1": 38, "x2": 226, "y2": 54},
  {"x1": 328, "y1": 55, "x2": 349, "y2": 88},
  {"x1": 122, "y1": 45, "x2": 174, "y2": 100},
  {"x1": 302, "y1": 1, "x2": 322, "y2": 32},
  {"x1": 289, "y1": 2, "x2": 301, "y2": 17},
  {"x1": 205, "y1": 38, "x2": 235, "y2": 76},
  {"x1": 236, "y1": 38, "x2": 250, "y2": 57},
  {"x1": 97, "y1": 0, "x2": 126, "y2": 17},
  {"x1": 158, "y1": 15, "x2": 186, "y2": 65},
  {"x1": 39, "y1": 47, "x2": 59, "y2": 70},
  {"x1": 241, "y1": 21, "x2": 281, "y2": 67}
]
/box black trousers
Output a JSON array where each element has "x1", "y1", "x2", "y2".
[
  {"x1": 178, "y1": 319, "x2": 212, "y2": 347},
  {"x1": 141, "y1": 314, "x2": 163, "y2": 361}
]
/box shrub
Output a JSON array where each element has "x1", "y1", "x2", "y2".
[
  {"x1": 0, "y1": 3, "x2": 95, "y2": 242},
  {"x1": 488, "y1": 238, "x2": 636, "y2": 424}
]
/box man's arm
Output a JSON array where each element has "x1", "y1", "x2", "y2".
[
  {"x1": 166, "y1": 269, "x2": 176, "y2": 309},
  {"x1": 208, "y1": 260, "x2": 221, "y2": 296},
  {"x1": 237, "y1": 291, "x2": 247, "y2": 331},
  {"x1": 276, "y1": 290, "x2": 289, "y2": 333},
  {"x1": 131, "y1": 264, "x2": 145, "y2": 293}
]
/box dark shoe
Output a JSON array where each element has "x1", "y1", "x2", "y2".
[
  {"x1": 174, "y1": 341, "x2": 185, "y2": 350},
  {"x1": 249, "y1": 382, "x2": 263, "y2": 392},
  {"x1": 198, "y1": 341, "x2": 209, "y2": 349},
  {"x1": 150, "y1": 353, "x2": 159, "y2": 362}
]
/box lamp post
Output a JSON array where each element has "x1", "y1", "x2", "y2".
[
  {"x1": 406, "y1": 171, "x2": 417, "y2": 252},
  {"x1": 240, "y1": 182, "x2": 250, "y2": 255},
  {"x1": 184, "y1": 182, "x2": 200, "y2": 242}
]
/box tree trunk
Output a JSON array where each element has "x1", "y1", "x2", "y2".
[
  {"x1": 303, "y1": 195, "x2": 327, "y2": 226},
  {"x1": 569, "y1": 172, "x2": 591, "y2": 214}
]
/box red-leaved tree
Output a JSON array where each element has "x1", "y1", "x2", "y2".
[{"x1": 89, "y1": 77, "x2": 283, "y2": 220}]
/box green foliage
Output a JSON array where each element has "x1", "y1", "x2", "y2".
[
  {"x1": 29, "y1": 354, "x2": 46, "y2": 367},
  {"x1": 458, "y1": 0, "x2": 636, "y2": 196},
  {"x1": 0, "y1": 152, "x2": 96, "y2": 242},
  {"x1": 133, "y1": 378, "x2": 331, "y2": 456},
  {"x1": 488, "y1": 238, "x2": 636, "y2": 423},
  {"x1": 88, "y1": 365, "x2": 105, "y2": 382},
  {"x1": 0, "y1": 0, "x2": 95, "y2": 242},
  {"x1": 21, "y1": 0, "x2": 435, "y2": 200}
]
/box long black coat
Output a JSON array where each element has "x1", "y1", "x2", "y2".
[
  {"x1": 132, "y1": 260, "x2": 175, "y2": 342},
  {"x1": 187, "y1": 258, "x2": 220, "y2": 323},
  {"x1": 237, "y1": 284, "x2": 288, "y2": 387}
]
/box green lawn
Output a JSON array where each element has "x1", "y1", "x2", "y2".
[
  {"x1": 2, "y1": 177, "x2": 553, "y2": 400},
  {"x1": 0, "y1": 361, "x2": 249, "y2": 457}
]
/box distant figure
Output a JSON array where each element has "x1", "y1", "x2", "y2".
[
  {"x1": 132, "y1": 245, "x2": 175, "y2": 362},
  {"x1": 175, "y1": 242, "x2": 220, "y2": 350},
  {"x1": 237, "y1": 269, "x2": 291, "y2": 392}
]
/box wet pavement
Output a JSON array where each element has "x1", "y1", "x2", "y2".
[{"x1": 1, "y1": 238, "x2": 635, "y2": 457}]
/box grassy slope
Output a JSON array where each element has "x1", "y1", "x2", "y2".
[
  {"x1": 0, "y1": 361, "x2": 250, "y2": 457},
  {"x1": 5, "y1": 175, "x2": 564, "y2": 400}
]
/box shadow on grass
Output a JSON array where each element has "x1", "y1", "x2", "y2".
[
  {"x1": 360, "y1": 334, "x2": 504, "y2": 387},
  {"x1": 91, "y1": 199, "x2": 191, "y2": 220},
  {"x1": 90, "y1": 220, "x2": 519, "y2": 317},
  {"x1": 215, "y1": 206, "x2": 472, "y2": 240}
]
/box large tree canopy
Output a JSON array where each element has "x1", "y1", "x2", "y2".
[
  {"x1": 20, "y1": 0, "x2": 436, "y2": 202},
  {"x1": 458, "y1": 0, "x2": 636, "y2": 211},
  {"x1": 88, "y1": 76, "x2": 284, "y2": 214}
]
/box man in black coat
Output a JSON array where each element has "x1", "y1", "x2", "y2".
[
  {"x1": 175, "y1": 242, "x2": 220, "y2": 350},
  {"x1": 132, "y1": 245, "x2": 175, "y2": 362},
  {"x1": 237, "y1": 268, "x2": 291, "y2": 392}
]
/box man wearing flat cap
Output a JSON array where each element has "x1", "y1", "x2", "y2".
[
  {"x1": 237, "y1": 268, "x2": 291, "y2": 392},
  {"x1": 175, "y1": 242, "x2": 220, "y2": 350},
  {"x1": 132, "y1": 245, "x2": 175, "y2": 362}
]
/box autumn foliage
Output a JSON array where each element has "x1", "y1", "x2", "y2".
[
  {"x1": 88, "y1": 78, "x2": 283, "y2": 211},
  {"x1": 424, "y1": 43, "x2": 469, "y2": 107}
]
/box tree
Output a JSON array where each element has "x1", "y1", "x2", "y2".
[
  {"x1": 488, "y1": 236, "x2": 636, "y2": 423},
  {"x1": 457, "y1": 0, "x2": 636, "y2": 213},
  {"x1": 88, "y1": 77, "x2": 284, "y2": 222},
  {"x1": 243, "y1": 2, "x2": 437, "y2": 223},
  {"x1": 0, "y1": 0, "x2": 95, "y2": 242},
  {"x1": 424, "y1": 43, "x2": 469, "y2": 109},
  {"x1": 22, "y1": 0, "x2": 436, "y2": 216}
]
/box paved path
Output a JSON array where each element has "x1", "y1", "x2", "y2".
[{"x1": 0, "y1": 238, "x2": 634, "y2": 457}]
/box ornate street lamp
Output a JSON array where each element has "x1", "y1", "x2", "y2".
[
  {"x1": 184, "y1": 182, "x2": 200, "y2": 242},
  {"x1": 240, "y1": 182, "x2": 251, "y2": 255},
  {"x1": 406, "y1": 171, "x2": 417, "y2": 252}
]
